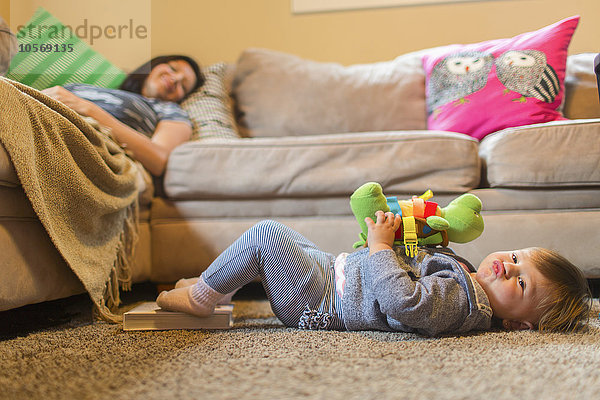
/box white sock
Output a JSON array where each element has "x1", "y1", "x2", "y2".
[
  {"x1": 189, "y1": 276, "x2": 223, "y2": 311},
  {"x1": 174, "y1": 277, "x2": 237, "y2": 304},
  {"x1": 156, "y1": 276, "x2": 222, "y2": 317}
]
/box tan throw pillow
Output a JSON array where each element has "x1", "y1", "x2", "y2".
[
  {"x1": 232, "y1": 48, "x2": 427, "y2": 138},
  {"x1": 181, "y1": 63, "x2": 239, "y2": 141}
]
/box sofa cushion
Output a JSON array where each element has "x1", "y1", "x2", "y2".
[
  {"x1": 0, "y1": 142, "x2": 19, "y2": 187},
  {"x1": 470, "y1": 188, "x2": 600, "y2": 211},
  {"x1": 479, "y1": 119, "x2": 600, "y2": 188},
  {"x1": 563, "y1": 53, "x2": 600, "y2": 119},
  {"x1": 151, "y1": 193, "x2": 461, "y2": 220},
  {"x1": 422, "y1": 16, "x2": 578, "y2": 140},
  {"x1": 232, "y1": 48, "x2": 427, "y2": 138},
  {"x1": 164, "y1": 131, "x2": 480, "y2": 199}
]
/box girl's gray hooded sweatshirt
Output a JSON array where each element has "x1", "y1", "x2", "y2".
[{"x1": 341, "y1": 247, "x2": 493, "y2": 336}]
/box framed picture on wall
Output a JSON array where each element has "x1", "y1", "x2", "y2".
[{"x1": 292, "y1": 0, "x2": 495, "y2": 14}]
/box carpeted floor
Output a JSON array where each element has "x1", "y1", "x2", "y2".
[{"x1": 2, "y1": 283, "x2": 600, "y2": 400}]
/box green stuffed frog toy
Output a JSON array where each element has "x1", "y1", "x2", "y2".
[{"x1": 350, "y1": 182, "x2": 484, "y2": 256}]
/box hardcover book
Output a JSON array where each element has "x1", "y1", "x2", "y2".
[{"x1": 123, "y1": 302, "x2": 233, "y2": 331}]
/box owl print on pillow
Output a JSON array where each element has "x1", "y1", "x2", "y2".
[
  {"x1": 495, "y1": 50, "x2": 560, "y2": 104},
  {"x1": 426, "y1": 51, "x2": 494, "y2": 114},
  {"x1": 422, "y1": 16, "x2": 579, "y2": 140}
]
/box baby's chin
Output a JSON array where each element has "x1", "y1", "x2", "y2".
[
  {"x1": 477, "y1": 253, "x2": 499, "y2": 274},
  {"x1": 475, "y1": 263, "x2": 493, "y2": 281}
]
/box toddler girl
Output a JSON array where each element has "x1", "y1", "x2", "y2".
[{"x1": 157, "y1": 213, "x2": 591, "y2": 335}]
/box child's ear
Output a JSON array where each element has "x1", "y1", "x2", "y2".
[{"x1": 503, "y1": 319, "x2": 535, "y2": 331}]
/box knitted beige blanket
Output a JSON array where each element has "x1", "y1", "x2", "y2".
[{"x1": 0, "y1": 77, "x2": 138, "y2": 322}]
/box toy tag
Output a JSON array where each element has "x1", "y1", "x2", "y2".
[
  {"x1": 419, "y1": 190, "x2": 433, "y2": 201},
  {"x1": 386, "y1": 197, "x2": 402, "y2": 215},
  {"x1": 399, "y1": 201, "x2": 413, "y2": 217},
  {"x1": 402, "y1": 216, "x2": 418, "y2": 257},
  {"x1": 411, "y1": 197, "x2": 425, "y2": 218}
]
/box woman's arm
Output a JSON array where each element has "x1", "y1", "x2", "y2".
[
  {"x1": 41, "y1": 86, "x2": 192, "y2": 176},
  {"x1": 89, "y1": 111, "x2": 191, "y2": 176}
]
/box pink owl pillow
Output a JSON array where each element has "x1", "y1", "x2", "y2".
[{"x1": 422, "y1": 16, "x2": 579, "y2": 140}]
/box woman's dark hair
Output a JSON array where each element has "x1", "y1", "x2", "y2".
[{"x1": 119, "y1": 55, "x2": 204, "y2": 102}]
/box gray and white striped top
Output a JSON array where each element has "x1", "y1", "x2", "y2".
[{"x1": 65, "y1": 83, "x2": 191, "y2": 137}]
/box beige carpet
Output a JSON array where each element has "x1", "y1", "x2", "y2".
[{"x1": 2, "y1": 289, "x2": 600, "y2": 400}]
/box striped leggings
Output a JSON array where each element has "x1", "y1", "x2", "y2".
[{"x1": 201, "y1": 220, "x2": 345, "y2": 330}]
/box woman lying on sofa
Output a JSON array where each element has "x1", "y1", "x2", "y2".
[{"x1": 41, "y1": 55, "x2": 204, "y2": 176}]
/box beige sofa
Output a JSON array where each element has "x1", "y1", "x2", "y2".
[{"x1": 1, "y1": 48, "x2": 599, "y2": 312}]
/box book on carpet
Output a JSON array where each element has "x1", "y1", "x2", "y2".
[{"x1": 123, "y1": 302, "x2": 233, "y2": 331}]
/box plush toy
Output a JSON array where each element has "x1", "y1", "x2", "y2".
[{"x1": 350, "y1": 182, "x2": 484, "y2": 256}]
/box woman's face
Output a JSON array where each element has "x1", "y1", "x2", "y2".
[{"x1": 141, "y1": 59, "x2": 197, "y2": 102}]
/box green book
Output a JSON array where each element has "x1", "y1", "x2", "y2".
[{"x1": 123, "y1": 302, "x2": 233, "y2": 331}]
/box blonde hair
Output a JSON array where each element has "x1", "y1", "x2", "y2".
[{"x1": 529, "y1": 247, "x2": 592, "y2": 333}]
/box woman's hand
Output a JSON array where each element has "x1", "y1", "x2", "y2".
[
  {"x1": 365, "y1": 210, "x2": 401, "y2": 256},
  {"x1": 41, "y1": 86, "x2": 96, "y2": 116}
]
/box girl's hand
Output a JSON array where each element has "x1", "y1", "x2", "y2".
[
  {"x1": 41, "y1": 86, "x2": 96, "y2": 117},
  {"x1": 365, "y1": 210, "x2": 401, "y2": 255}
]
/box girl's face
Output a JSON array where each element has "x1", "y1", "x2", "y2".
[
  {"x1": 475, "y1": 248, "x2": 550, "y2": 330},
  {"x1": 141, "y1": 59, "x2": 196, "y2": 102}
]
